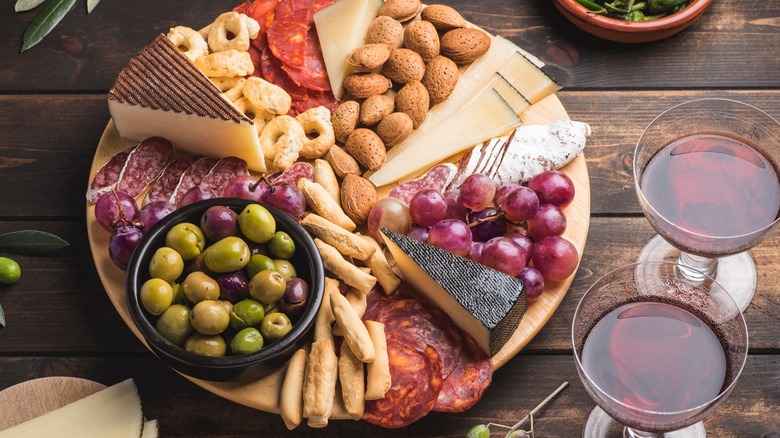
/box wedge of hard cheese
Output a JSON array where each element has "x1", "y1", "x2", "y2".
[
  {"x1": 0, "y1": 379, "x2": 143, "y2": 438},
  {"x1": 108, "y1": 35, "x2": 266, "y2": 172},
  {"x1": 381, "y1": 229, "x2": 527, "y2": 356}
]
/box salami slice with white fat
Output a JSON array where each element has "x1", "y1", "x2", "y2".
[
  {"x1": 86, "y1": 148, "x2": 134, "y2": 204},
  {"x1": 143, "y1": 155, "x2": 202, "y2": 206},
  {"x1": 116, "y1": 137, "x2": 176, "y2": 198},
  {"x1": 268, "y1": 161, "x2": 314, "y2": 186},
  {"x1": 388, "y1": 163, "x2": 458, "y2": 205},
  {"x1": 170, "y1": 157, "x2": 219, "y2": 206},
  {"x1": 199, "y1": 157, "x2": 250, "y2": 197}
]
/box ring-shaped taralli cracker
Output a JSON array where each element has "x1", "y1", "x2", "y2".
[
  {"x1": 243, "y1": 77, "x2": 292, "y2": 116},
  {"x1": 260, "y1": 115, "x2": 306, "y2": 169},
  {"x1": 233, "y1": 97, "x2": 274, "y2": 134},
  {"x1": 208, "y1": 11, "x2": 258, "y2": 53},
  {"x1": 211, "y1": 76, "x2": 246, "y2": 102},
  {"x1": 296, "y1": 106, "x2": 336, "y2": 160},
  {"x1": 167, "y1": 26, "x2": 209, "y2": 61},
  {"x1": 194, "y1": 50, "x2": 254, "y2": 78}
]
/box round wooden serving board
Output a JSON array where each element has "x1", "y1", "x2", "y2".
[{"x1": 86, "y1": 93, "x2": 589, "y2": 416}]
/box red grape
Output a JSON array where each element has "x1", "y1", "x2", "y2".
[
  {"x1": 459, "y1": 174, "x2": 496, "y2": 211},
  {"x1": 109, "y1": 223, "x2": 143, "y2": 270},
  {"x1": 494, "y1": 182, "x2": 522, "y2": 207},
  {"x1": 180, "y1": 186, "x2": 212, "y2": 207},
  {"x1": 368, "y1": 198, "x2": 412, "y2": 241},
  {"x1": 505, "y1": 231, "x2": 534, "y2": 261},
  {"x1": 95, "y1": 190, "x2": 138, "y2": 232},
  {"x1": 467, "y1": 208, "x2": 506, "y2": 242},
  {"x1": 528, "y1": 170, "x2": 575, "y2": 207},
  {"x1": 428, "y1": 219, "x2": 472, "y2": 256},
  {"x1": 136, "y1": 201, "x2": 176, "y2": 233},
  {"x1": 443, "y1": 189, "x2": 468, "y2": 221},
  {"x1": 407, "y1": 225, "x2": 430, "y2": 243},
  {"x1": 409, "y1": 189, "x2": 448, "y2": 227},
  {"x1": 468, "y1": 241, "x2": 484, "y2": 263},
  {"x1": 263, "y1": 182, "x2": 306, "y2": 220},
  {"x1": 527, "y1": 204, "x2": 567, "y2": 241},
  {"x1": 223, "y1": 175, "x2": 269, "y2": 201},
  {"x1": 518, "y1": 267, "x2": 544, "y2": 302},
  {"x1": 531, "y1": 236, "x2": 578, "y2": 282},
  {"x1": 501, "y1": 186, "x2": 539, "y2": 223},
  {"x1": 481, "y1": 237, "x2": 527, "y2": 276}
]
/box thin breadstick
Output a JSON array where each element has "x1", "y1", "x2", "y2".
[
  {"x1": 298, "y1": 179, "x2": 356, "y2": 231},
  {"x1": 302, "y1": 338, "x2": 338, "y2": 423},
  {"x1": 279, "y1": 348, "x2": 307, "y2": 430},
  {"x1": 364, "y1": 320, "x2": 391, "y2": 400},
  {"x1": 332, "y1": 287, "x2": 368, "y2": 337},
  {"x1": 330, "y1": 288, "x2": 376, "y2": 363},
  {"x1": 360, "y1": 235, "x2": 401, "y2": 294},
  {"x1": 339, "y1": 342, "x2": 366, "y2": 420},
  {"x1": 301, "y1": 213, "x2": 376, "y2": 260},
  {"x1": 313, "y1": 159, "x2": 341, "y2": 206},
  {"x1": 314, "y1": 278, "x2": 339, "y2": 342},
  {"x1": 315, "y1": 238, "x2": 377, "y2": 294}
]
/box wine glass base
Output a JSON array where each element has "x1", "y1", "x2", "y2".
[
  {"x1": 584, "y1": 406, "x2": 707, "y2": 438},
  {"x1": 636, "y1": 235, "x2": 756, "y2": 312}
]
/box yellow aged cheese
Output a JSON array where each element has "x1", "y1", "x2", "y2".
[
  {"x1": 490, "y1": 74, "x2": 530, "y2": 114},
  {"x1": 0, "y1": 379, "x2": 143, "y2": 438},
  {"x1": 498, "y1": 51, "x2": 561, "y2": 104},
  {"x1": 314, "y1": 0, "x2": 383, "y2": 100},
  {"x1": 368, "y1": 89, "x2": 521, "y2": 187}
]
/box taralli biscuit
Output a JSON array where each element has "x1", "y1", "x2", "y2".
[
  {"x1": 208, "y1": 11, "x2": 259, "y2": 53},
  {"x1": 232, "y1": 96, "x2": 274, "y2": 134},
  {"x1": 279, "y1": 348, "x2": 307, "y2": 430},
  {"x1": 167, "y1": 26, "x2": 209, "y2": 61},
  {"x1": 211, "y1": 76, "x2": 246, "y2": 98},
  {"x1": 314, "y1": 239, "x2": 377, "y2": 294},
  {"x1": 300, "y1": 213, "x2": 376, "y2": 260},
  {"x1": 296, "y1": 106, "x2": 336, "y2": 160},
  {"x1": 364, "y1": 320, "x2": 392, "y2": 400},
  {"x1": 194, "y1": 49, "x2": 254, "y2": 78},
  {"x1": 330, "y1": 289, "x2": 376, "y2": 363},
  {"x1": 360, "y1": 234, "x2": 401, "y2": 294},
  {"x1": 298, "y1": 179, "x2": 357, "y2": 232},
  {"x1": 243, "y1": 77, "x2": 292, "y2": 116},
  {"x1": 313, "y1": 159, "x2": 340, "y2": 206},
  {"x1": 302, "y1": 338, "x2": 338, "y2": 425},
  {"x1": 339, "y1": 342, "x2": 366, "y2": 420},
  {"x1": 259, "y1": 115, "x2": 305, "y2": 170}
]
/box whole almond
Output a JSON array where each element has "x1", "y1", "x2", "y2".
[
  {"x1": 403, "y1": 20, "x2": 440, "y2": 62},
  {"x1": 376, "y1": 112, "x2": 414, "y2": 147},
  {"x1": 420, "y1": 4, "x2": 467, "y2": 30},
  {"x1": 421, "y1": 55, "x2": 459, "y2": 105},
  {"x1": 382, "y1": 48, "x2": 425, "y2": 85},
  {"x1": 377, "y1": 0, "x2": 422, "y2": 22},
  {"x1": 327, "y1": 145, "x2": 361, "y2": 178},
  {"x1": 360, "y1": 94, "x2": 395, "y2": 126},
  {"x1": 342, "y1": 73, "x2": 392, "y2": 99},
  {"x1": 345, "y1": 128, "x2": 386, "y2": 171},
  {"x1": 346, "y1": 44, "x2": 391, "y2": 73},
  {"x1": 332, "y1": 101, "x2": 360, "y2": 144},
  {"x1": 366, "y1": 16, "x2": 404, "y2": 50},
  {"x1": 341, "y1": 174, "x2": 378, "y2": 224},
  {"x1": 440, "y1": 28, "x2": 491, "y2": 64},
  {"x1": 395, "y1": 81, "x2": 429, "y2": 129}
]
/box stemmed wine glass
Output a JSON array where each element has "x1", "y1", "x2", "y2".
[
  {"x1": 572, "y1": 261, "x2": 748, "y2": 438},
  {"x1": 633, "y1": 98, "x2": 780, "y2": 311}
]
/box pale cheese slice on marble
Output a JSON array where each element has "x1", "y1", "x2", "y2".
[
  {"x1": 0, "y1": 379, "x2": 143, "y2": 438},
  {"x1": 107, "y1": 35, "x2": 266, "y2": 172},
  {"x1": 381, "y1": 229, "x2": 527, "y2": 356},
  {"x1": 314, "y1": 0, "x2": 384, "y2": 100}
]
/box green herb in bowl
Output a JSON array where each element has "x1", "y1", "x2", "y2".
[{"x1": 576, "y1": 0, "x2": 688, "y2": 21}]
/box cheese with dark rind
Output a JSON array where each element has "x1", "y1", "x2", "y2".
[{"x1": 380, "y1": 229, "x2": 527, "y2": 356}]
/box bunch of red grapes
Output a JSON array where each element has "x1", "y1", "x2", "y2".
[{"x1": 368, "y1": 170, "x2": 579, "y2": 302}]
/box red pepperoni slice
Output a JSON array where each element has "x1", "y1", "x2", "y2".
[
  {"x1": 247, "y1": 44, "x2": 264, "y2": 79},
  {"x1": 363, "y1": 343, "x2": 443, "y2": 428},
  {"x1": 282, "y1": 26, "x2": 331, "y2": 91},
  {"x1": 117, "y1": 137, "x2": 175, "y2": 198},
  {"x1": 434, "y1": 333, "x2": 494, "y2": 413},
  {"x1": 86, "y1": 148, "x2": 133, "y2": 204},
  {"x1": 260, "y1": 46, "x2": 308, "y2": 101},
  {"x1": 170, "y1": 157, "x2": 219, "y2": 206},
  {"x1": 267, "y1": 9, "x2": 310, "y2": 70},
  {"x1": 143, "y1": 155, "x2": 201, "y2": 206},
  {"x1": 199, "y1": 157, "x2": 250, "y2": 197}
]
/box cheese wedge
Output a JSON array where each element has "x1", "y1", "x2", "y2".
[
  {"x1": 381, "y1": 229, "x2": 527, "y2": 356},
  {"x1": 498, "y1": 51, "x2": 561, "y2": 104},
  {"x1": 490, "y1": 74, "x2": 530, "y2": 114},
  {"x1": 314, "y1": 0, "x2": 384, "y2": 100},
  {"x1": 141, "y1": 419, "x2": 159, "y2": 438},
  {"x1": 107, "y1": 35, "x2": 266, "y2": 172},
  {"x1": 368, "y1": 89, "x2": 521, "y2": 187},
  {"x1": 0, "y1": 379, "x2": 143, "y2": 438}
]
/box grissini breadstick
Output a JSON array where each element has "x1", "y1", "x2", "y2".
[
  {"x1": 302, "y1": 338, "x2": 338, "y2": 425},
  {"x1": 332, "y1": 287, "x2": 368, "y2": 337},
  {"x1": 314, "y1": 278, "x2": 339, "y2": 342},
  {"x1": 330, "y1": 288, "x2": 376, "y2": 363},
  {"x1": 360, "y1": 234, "x2": 401, "y2": 294},
  {"x1": 315, "y1": 238, "x2": 377, "y2": 294},
  {"x1": 300, "y1": 213, "x2": 376, "y2": 260},
  {"x1": 339, "y1": 342, "x2": 366, "y2": 420},
  {"x1": 364, "y1": 320, "x2": 392, "y2": 400},
  {"x1": 298, "y1": 179, "x2": 356, "y2": 231},
  {"x1": 279, "y1": 348, "x2": 307, "y2": 430},
  {"x1": 313, "y1": 159, "x2": 341, "y2": 206}
]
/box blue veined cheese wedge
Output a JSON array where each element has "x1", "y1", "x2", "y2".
[
  {"x1": 380, "y1": 229, "x2": 527, "y2": 356},
  {"x1": 107, "y1": 35, "x2": 266, "y2": 172}
]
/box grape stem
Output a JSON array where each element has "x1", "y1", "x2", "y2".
[
  {"x1": 467, "y1": 210, "x2": 505, "y2": 227},
  {"x1": 502, "y1": 381, "x2": 568, "y2": 437}
]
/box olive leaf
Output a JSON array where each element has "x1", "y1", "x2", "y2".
[
  {"x1": 0, "y1": 230, "x2": 69, "y2": 255},
  {"x1": 15, "y1": 0, "x2": 47, "y2": 13},
  {"x1": 86, "y1": 0, "x2": 101, "y2": 14},
  {"x1": 20, "y1": 0, "x2": 77, "y2": 52},
  {"x1": 0, "y1": 303, "x2": 5, "y2": 328}
]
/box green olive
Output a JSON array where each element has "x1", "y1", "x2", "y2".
[
  {"x1": 231, "y1": 327, "x2": 264, "y2": 355},
  {"x1": 0, "y1": 256, "x2": 21, "y2": 284},
  {"x1": 203, "y1": 236, "x2": 251, "y2": 273},
  {"x1": 182, "y1": 271, "x2": 220, "y2": 304},
  {"x1": 245, "y1": 254, "x2": 276, "y2": 279},
  {"x1": 140, "y1": 278, "x2": 174, "y2": 316},
  {"x1": 149, "y1": 247, "x2": 184, "y2": 282},
  {"x1": 249, "y1": 269, "x2": 287, "y2": 305},
  {"x1": 165, "y1": 223, "x2": 206, "y2": 261},
  {"x1": 273, "y1": 259, "x2": 297, "y2": 282},
  {"x1": 260, "y1": 312, "x2": 293, "y2": 342},
  {"x1": 156, "y1": 304, "x2": 194, "y2": 346},
  {"x1": 219, "y1": 300, "x2": 233, "y2": 315},
  {"x1": 229, "y1": 298, "x2": 266, "y2": 331},
  {"x1": 191, "y1": 300, "x2": 230, "y2": 335},
  {"x1": 171, "y1": 282, "x2": 193, "y2": 306},
  {"x1": 184, "y1": 333, "x2": 226, "y2": 357},
  {"x1": 238, "y1": 204, "x2": 276, "y2": 243},
  {"x1": 268, "y1": 231, "x2": 295, "y2": 260}
]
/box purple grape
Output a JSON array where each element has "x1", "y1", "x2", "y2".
[
  {"x1": 109, "y1": 223, "x2": 143, "y2": 270},
  {"x1": 95, "y1": 190, "x2": 138, "y2": 232},
  {"x1": 279, "y1": 277, "x2": 309, "y2": 317},
  {"x1": 481, "y1": 237, "x2": 527, "y2": 277},
  {"x1": 532, "y1": 236, "x2": 578, "y2": 282},
  {"x1": 467, "y1": 207, "x2": 506, "y2": 242},
  {"x1": 223, "y1": 175, "x2": 269, "y2": 202},
  {"x1": 407, "y1": 225, "x2": 430, "y2": 243},
  {"x1": 501, "y1": 186, "x2": 539, "y2": 223},
  {"x1": 409, "y1": 189, "x2": 447, "y2": 227},
  {"x1": 527, "y1": 204, "x2": 567, "y2": 241},
  {"x1": 494, "y1": 182, "x2": 523, "y2": 207},
  {"x1": 428, "y1": 219, "x2": 472, "y2": 256},
  {"x1": 459, "y1": 174, "x2": 496, "y2": 211},
  {"x1": 505, "y1": 231, "x2": 534, "y2": 261},
  {"x1": 263, "y1": 182, "x2": 306, "y2": 220},
  {"x1": 468, "y1": 241, "x2": 484, "y2": 263},
  {"x1": 367, "y1": 198, "x2": 412, "y2": 241},
  {"x1": 136, "y1": 201, "x2": 177, "y2": 233},
  {"x1": 216, "y1": 271, "x2": 250, "y2": 303},
  {"x1": 443, "y1": 189, "x2": 468, "y2": 221},
  {"x1": 180, "y1": 186, "x2": 212, "y2": 207},
  {"x1": 518, "y1": 267, "x2": 545, "y2": 302},
  {"x1": 201, "y1": 206, "x2": 239, "y2": 242},
  {"x1": 528, "y1": 170, "x2": 575, "y2": 207}
]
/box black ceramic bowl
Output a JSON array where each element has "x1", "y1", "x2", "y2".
[{"x1": 126, "y1": 198, "x2": 324, "y2": 382}]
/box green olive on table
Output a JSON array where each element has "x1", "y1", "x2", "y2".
[
  {"x1": 268, "y1": 231, "x2": 295, "y2": 260},
  {"x1": 140, "y1": 278, "x2": 174, "y2": 316},
  {"x1": 231, "y1": 327, "x2": 265, "y2": 355},
  {"x1": 249, "y1": 269, "x2": 287, "y2": 305},
  {"x1": 238, "y1": 204, "x2": 276, "y2": 244},
  {"x1": 165, "y1": 223, "x2": 206, "y2": 261},
  {"x1": 149, "y1": 247, "x2": 184, "y2": 282},
  {"x1": 191, "y1": 299, "x2": 230, "y2": 335},
  {"x1": 229, "y1": 298, "x2": 265, "y2": 330},
  {"x1": 245, "y1": 254, "x2": 276, "y2": 279},
  {"x1": 156, "y1": 304, "x2": 194, "y2": 346},
  {"x1": 203, "y1": 236, "x2": 251, "y2": 273},
  {"x1": 261, "y1": 312, "x2": 293, "y2": 342},
  {"x1": 184, "y1": 333, "x2": 227, "y2": 357},
  {"x1": 273, "y1": 259, "x2": 297, "y2": 282},
  {"x1": 182, "y1": 271, "x2": 220, "y2": 303}
]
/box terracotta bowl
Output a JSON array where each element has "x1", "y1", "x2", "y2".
[{"x1": 552, "y1": 0, "x2": 713, "y2": 43}]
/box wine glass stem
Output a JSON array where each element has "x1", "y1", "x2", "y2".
[
  {"x1": 624, "y1": 427, "x2": 662, "y2": 438},
  {"x1": 677, "y1": 251, "x2": 718, "y2": 281}
]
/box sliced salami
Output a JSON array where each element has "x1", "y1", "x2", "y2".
[
  {"x1": 143, "y1": 155, "x2": 201, "y2": 206},
  {"x1": 116, "y1": 137, "x2": 175, "y2": 198},
  {"x1": 282, "y1": 26, "x2": 331, "y2": 92},
  {"x1": 388, "y1": 163, "x2": 459, "y2": 205},
  {"x1": 170, "y1": 157, "x2": 219, "y2": 206},
  {"x1": 434, "y1": 332, "x2": 494, "y2": 413},
  {"x1": 86, "y1": 148, "x2": 133, "y2": 204},
  {"x1": 268, "y1": 162, "x2": 314, "y2": 186},
  {"x1": 266, "y1": 9, "x2": 310, "y2": 70},
  {"x1": 199, "y1": 157, "x2": 250, "y2": 197},
  {"x1": 260, "y1": 46, "x2": 308, "y2": 101}
]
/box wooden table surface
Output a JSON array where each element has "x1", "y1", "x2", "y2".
[{"x1": 1, "y1": 1, "x2": 779, "y2": 436}]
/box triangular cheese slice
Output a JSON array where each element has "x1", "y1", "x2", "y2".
[
  {"x1": 381, "y1": 229, "x2": 526, "y2": 356},
  {"x1": 108, "y1": 35, "x2": 266, "y2": 172}
]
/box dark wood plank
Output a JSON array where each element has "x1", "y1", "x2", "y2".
[{"x1": 0, "y1": 1, "x2": 778, "y2": 92}]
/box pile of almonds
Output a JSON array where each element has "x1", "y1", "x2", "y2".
[{"x1": 329, "y1": 0, "x2": 491, "y2": 175}]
